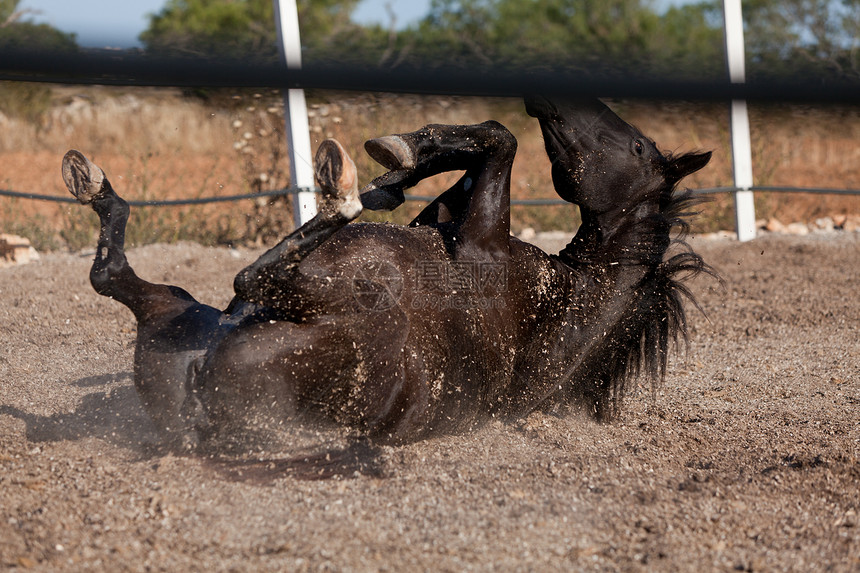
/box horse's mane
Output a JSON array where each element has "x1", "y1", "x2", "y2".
[{"x1": 599, "y1": 189, "x2": 720, "y2": 418}]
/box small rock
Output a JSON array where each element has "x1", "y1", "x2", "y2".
[
  {"x1": 814, "y1": 217, "x2": 834, "y2": 232},
  {"x1": 833, "y1": 214, "x2": 848, "y2": 228},
  {"x1": 764, "y1": 218, "x2": 785, "y2": 233},
  {"x1": 785, "y1": 222, "x2": 809, "y2": 235},
  {"x1": 518, "y1": 227, "x2": 536, "y2": 241},
  {"x1": 0, "y1": 234, "x2": 38, "y2": 267}
]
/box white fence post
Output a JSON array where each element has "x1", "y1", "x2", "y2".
[
  {"x1": 723, "y1": 0, "x2": 756, "y2": 241},
  {"x1": 273, "y1": 0, "x2": 318, "y2": 226}
]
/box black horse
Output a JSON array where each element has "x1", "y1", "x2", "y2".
[{"x1": 62, "y1": 97, "x2": 713, "y2": 450}]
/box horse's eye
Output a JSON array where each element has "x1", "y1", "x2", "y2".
[{"x1": 633, "y1": 140, "x2": 645, "y2": 156}]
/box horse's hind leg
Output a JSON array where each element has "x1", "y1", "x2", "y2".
[
  {"x1": 361, "y1": 121, "x2": 503, "y2": 213},
  {"x1": 62, "y1": 150, "x2": 198, "y2": 319},
  {"x1": 233, "y1": 139, "x2": 362, "y2": 309},
  {"x1": 62, "y1": 150, "x2": 222, "y2": 449},
  {"x1": 363, "y1": 121, "x2": 516, "y2": 255}
]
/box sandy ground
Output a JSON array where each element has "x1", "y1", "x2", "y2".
[{"x1": 0, "y1": 230, "x2": 858, "y2": 572}]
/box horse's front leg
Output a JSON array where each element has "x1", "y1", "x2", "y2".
[
  {"x1": 62, "y1": 151, "x2": 225, "y2": 449},
  {"x1": 361, "y1": 121, "x2": 517, "y2": 256},
  {"x1": 232, "y1": 139, "x2": 362, "y2": 310}
]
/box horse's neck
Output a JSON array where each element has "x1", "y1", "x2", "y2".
[
  {"x1": 552, "y1": 204, "x2": 672, "y2": 364},
  {"x1": 504, "y1": 208, "x2": 664, "y2": 412},
  {"x1": 559, "y1": 205, "x2": 670, "y2": 268}
]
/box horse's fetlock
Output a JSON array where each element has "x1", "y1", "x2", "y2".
[
  {"x1": 337, "y1": 195, "x2": 363, "y2": 221},
  {"x1": 91, "y1": 191, "x2": 128, "y2": 223}
]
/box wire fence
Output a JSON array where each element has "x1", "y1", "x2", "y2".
[
  {"x1": 3, "y1": 184, "x2": 858, "y2": 209},
  {"x1": 0, "y1": 186, "x2": 311, "y2": 206}
]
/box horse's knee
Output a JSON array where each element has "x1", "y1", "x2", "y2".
[
  {"x1": 89, "y1": 256, "x2": 129, "y2": 297},
  {"x1": 479, "y1": 120, "x2": 517, "y2": 157},
  {"x1": 470, "y1": 120, "x2": 517, "y2": 161},
  {"x1": 233, "y1": 263, "x2": 303, "y2": 311},
  {"x1": 232, "y1": 266, "x2": 255, "y2": 302}
]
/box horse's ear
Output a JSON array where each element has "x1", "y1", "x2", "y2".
[{"x1": 667, "y1": 151, "x2": 711, "y2": 182}]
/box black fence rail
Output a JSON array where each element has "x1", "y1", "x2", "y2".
[{"x1": 2, "y1": 48, "x2": 860, "y2": 104}]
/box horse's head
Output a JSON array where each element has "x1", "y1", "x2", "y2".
[{"x1": 525, "y1": 96, "x2": 710, "y2": 216}]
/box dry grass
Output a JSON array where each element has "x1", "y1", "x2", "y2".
[{"x1": 0, "y1": 84, "x2": 858, "y2": 251}]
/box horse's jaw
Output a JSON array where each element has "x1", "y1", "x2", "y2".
[{"x1": 558, "y1": 199, "x2": 669, "y2": 269}]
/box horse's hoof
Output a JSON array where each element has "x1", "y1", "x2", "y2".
[
  {"x1": 314, "y1": 139, "x2": 362, "y2": 220},
  {"x1": 359, "y1": 170, "x2": 408, "y2": 211},
  {"x1": 365, "y1": 136, "x2": 415, "y2": 171},
  {"x1": 61, "y1": 150, "x2": 106, "y2": 205}
]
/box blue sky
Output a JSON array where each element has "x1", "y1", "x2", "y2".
[
  {"x1": 18, "y1": 0, "x2": 434, "y2": 48},
  {"x1": 18, "y1": 0, "x2": 689, "y2": 49}
]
